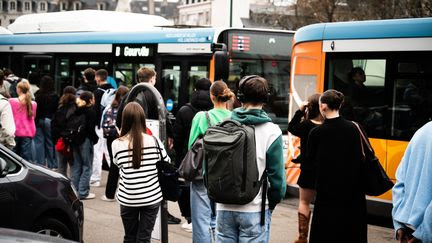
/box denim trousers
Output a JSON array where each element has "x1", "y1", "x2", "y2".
[
  {"x1": 34, "y1": 118, "x2": 57, "y2": 168},
  {"x1": 215, "y1": 209, "x2": 272, "y2": 243},
  {"x1": 190, "y1": 180, "x2": 216, "y2": 243},
  {"x1": 120, "y1": 203, "x2": 160, "y2": 243},
  {"x1": 71, "y1": 138, "x2": 93, "y2": 199},
  {"x1": 13, "y1": 136, "x2": 33, "y2": 163}
]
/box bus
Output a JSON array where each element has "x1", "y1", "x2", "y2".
[
  {"x1": 0, "y1": 11, "x2": 293, "y2": 136},
  {"x1": 286, "y1": 17, "x2": 432, "y2": 216}
]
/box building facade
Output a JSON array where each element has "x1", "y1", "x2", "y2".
[
  {"x1": 129, "y1": 0, "x2": 179, "y2": 23},
  {"x1": 0, "y1": 0, "x2": 117, "y2": 27},
  {"x1": 177, "y1": 0, "x2": 249, "y2": 27}
]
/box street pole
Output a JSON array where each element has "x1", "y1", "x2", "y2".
[{"x1": 230, "y1": 0, "x2": 233, "y2": 27}]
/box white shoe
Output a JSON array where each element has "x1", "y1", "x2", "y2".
[
  {"x1": 100, "y1": 195, "x2": 115, "y2": 202},
  {"x1": 90, "y1": 181, "x2": 100, "y2": 187},
  {"x1": 181, "y1": 222, "x2": 192, "y2": 233},
  {"x1": 82, "y1": 193, "x2": 95, "y2": 200}
]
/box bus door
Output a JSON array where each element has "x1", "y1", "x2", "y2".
[{"x1": 158, "y1": 58, "x2": 209, "y2": 115}]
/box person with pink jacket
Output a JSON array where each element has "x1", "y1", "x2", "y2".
[{"x1": 9, "y1": 81, "x2": 37, "y2": 162}]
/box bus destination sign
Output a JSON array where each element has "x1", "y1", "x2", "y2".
[{"x1": 113, "y1": 44, "x2": 154, "y2": 58}]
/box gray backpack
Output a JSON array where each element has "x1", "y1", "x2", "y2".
[
  {"x1": 178, "y1": 112, "x2": 211, "y2": 181},
  {"x1": 203, "y1": 120, "x2": 265, "y2": 206}
]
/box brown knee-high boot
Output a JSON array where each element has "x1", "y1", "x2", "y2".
[{"x1": 294, "y1": 212, "x2": 311, "y2": 243}]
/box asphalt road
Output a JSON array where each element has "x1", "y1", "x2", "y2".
[{"x1": 82, "y1": 171, "x2": 395, "y2": 243}]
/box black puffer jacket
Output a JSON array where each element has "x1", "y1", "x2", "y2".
[
  {"x1": 173, "y1": 90, "x2": 213, "y2": 166},
  {"x1": 51, "y1": 101, "x2": 76, "y2": 144}
]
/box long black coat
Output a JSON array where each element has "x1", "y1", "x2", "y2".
[{"x1": 306, "y1": 116, "x2": 367, "y2": 243}]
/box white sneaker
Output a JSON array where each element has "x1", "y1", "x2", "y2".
[
  {"x1": 82, "y1": 193, "x2": 96, "y2": 200},
  {"x1": 100, "y1": 195, "x2": 115, "y2": 202},
  {"x1": 90, "y1": 181, "x2": 100, "y2": 187},
  {"x1": 181, "y1": 222, "x2": 192, "y2": 233}
]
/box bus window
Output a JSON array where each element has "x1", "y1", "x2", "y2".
[
  {"x1": 162, "y1": 63, "x2": 181, "y2": 113},
  {"x1": 390, "y1": 56, "x2": 432, "y2": 140},
  {"x1": 228, "y1": 59, "x2": 290, "y2": 133},
  {"x1": 328, "y1": 58, "x2": 386, "y2": 138},
  {"x1": 56, "y1": 58, "x2": 70, "y2": 92},
  {"x1": 188, "y1": 64, "x2": 208, "y2": 96}
]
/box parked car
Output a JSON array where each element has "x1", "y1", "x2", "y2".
[
  {"x1": 0, "y1": 227, "x2": 77, "y2": 243},
  {"x1": 0, "y1": 144, "x2": 83, "y2": 242}
]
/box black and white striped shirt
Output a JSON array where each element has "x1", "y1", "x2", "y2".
[{"x1": 112, "y1": 134, "x2": 169, "y2": 207}]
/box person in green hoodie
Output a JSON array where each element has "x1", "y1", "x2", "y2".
[
  {"x1": 215, "y1": 75, "x2": 286, "y2": 243},
  {"x1": 188, "y1": 81, "x2": 234, "y2": 243}
]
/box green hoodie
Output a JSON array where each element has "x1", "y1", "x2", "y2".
[{"x1": 229, "y1": 107, "x2": 287, "y2": 210}]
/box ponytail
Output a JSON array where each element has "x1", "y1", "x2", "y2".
[{"x1": 17, "y1": 81, "x2": 33, "y2": 118}]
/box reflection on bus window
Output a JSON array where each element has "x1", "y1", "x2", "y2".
[
  {"x1": 228, "y1": 59, "x2": 290, "y2": 133},
  {"x1": 162, "y1": 64, "x2": 181, "y2": 113},
  {"x1": 329, "y1": 58, "x2": 386, "y2": 138},
  {"x1": 188, "y1": 64, "x2": 208, "y2": 95}
]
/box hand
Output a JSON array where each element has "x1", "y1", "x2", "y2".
[
  {"x1": 167, "y1": 137, "x2": 174, "y2": 150},
  {"x1": 300, "y1": 101, "x2": 308, "y2": 112},
  {"x1": 396, "y1": 229, "x2": 409, "y2": 243}
]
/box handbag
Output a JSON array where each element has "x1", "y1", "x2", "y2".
[
  {"x1": 353, "y1": 122, "x2": 394, "y2": 196},
  {"x1": 178, "y1": 111, "x2": 212, "y2": 181},
  {"x1": 153, "y1": 136, "x2": 181, "y2": 202},
  {"x1": 55, "y1": 137, "x2": 72, "y2": 158}
]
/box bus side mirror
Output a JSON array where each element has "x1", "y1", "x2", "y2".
[{"x1": 212, "y1": 43, "x2": 229, "y2": 82}]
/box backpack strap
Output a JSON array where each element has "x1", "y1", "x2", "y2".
[
  {"x1": 260, "y1": 171, "x2": 268, "y2": 226},
  {"x1": 204, "y1": 111, "x2": 212, "y2": 127}
]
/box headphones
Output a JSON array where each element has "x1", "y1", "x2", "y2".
[{"x1": 236, "y1": 75, "x2": 270, "y2": 103}]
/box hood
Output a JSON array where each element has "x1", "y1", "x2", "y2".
[
  {"x1": 191, "y1": 90, "x2": 213, "y2": 111},
  {"x1": 231, "y1": 108, "x2": 272, "y2": 125}
]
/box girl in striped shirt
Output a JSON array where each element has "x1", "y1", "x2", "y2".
[{"x1": 112, "y1": 102, "x2": 169, "y2": 243}]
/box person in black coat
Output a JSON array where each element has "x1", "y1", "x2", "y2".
[
  {"x1": 288, "y1": 93, "x2": 323, "y2": 243},
  {"x1": 51, "y1": 86, "x2": 77, "y2": 177},
  {"x1": 306, "y1": 89, "x2": 367, "y2": 243},
  {"x1": 173, "y1": 78, "x2": 212, "y2": 229}
]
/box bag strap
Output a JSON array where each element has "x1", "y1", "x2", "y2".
[
  {"x1": 352, "y1": 121, "x2": 375, "y2": 160},
  {"x1": 260, "y1": 171, "x2": 268, "y2": 226},
  {"x1": 152, "y1": 135, "x2": 163, "y2": 161},
  {"x1": 204, "y1": 111, "x2": 212, "y2": 127}
]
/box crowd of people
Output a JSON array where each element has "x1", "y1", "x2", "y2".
[{"x1": 0, "y1": 65, "x2": 431, "y2": 243}]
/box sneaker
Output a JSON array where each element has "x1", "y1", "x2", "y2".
[
  {"x1": 81, "y1": 193, "x2": 96, "y2": 200},
  {"x1": 100, "y1": 195, "x2": 115, "y2": 202},
  {"x1": 90, "y1": 181, "x2": 100, "y2": 187},
  {"x1": 181, "y1": 222, "x2": 192, "y2": 233},
  {"x1": 167, "y1": 213, "x2": 181, "y2": 224}
]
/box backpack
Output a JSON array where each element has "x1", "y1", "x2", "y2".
[
  {"x1": 60, "y1": 106, "x2": 87, "y2": 145},
  {"x1": 203, "y1": 120, "x2": 263, "y2": 204},
  {"x1": 102, "y1": 106, "x2": 119, "y2": 138},
  {"x1": 99, "y1": 88, "x2": 116, "y2": 112},
  {"x1": 178, "y1": 111, "x2": 211, "y2": 181}
]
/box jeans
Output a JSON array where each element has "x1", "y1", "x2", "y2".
[
  {"x1": 120, "y1": 203, "x2": 160, "y2": 243},
  {"x1": 71, "y1": 138, "x2": 93, "y2": 199},
  {"x1": 191, "y1": 180, "x2": 216, "y2": 243},
  {"x1": 34, "y1": 118, "x2": 57, "y2": 168},
  {"x1": 105, "y1": 136, "x2": 118, "y2": 199},
  {"x1": 14, "y1": 137, "x2": 33, "y2": 163},
  {"x1": 216, "y1": 210, "x2": 272, "y2": 243}
]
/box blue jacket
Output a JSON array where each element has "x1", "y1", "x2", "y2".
[{"x1": 392, "y1": 121, "x2": 432, "y2": 241}]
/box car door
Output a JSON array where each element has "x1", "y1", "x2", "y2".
[{"x1": 0, "y1": 151, "x2": 19, "y2": 228}]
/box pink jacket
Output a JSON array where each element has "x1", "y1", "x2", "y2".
[{"x1": 9, "y1": 98, "x2": 37, "y2": 137}]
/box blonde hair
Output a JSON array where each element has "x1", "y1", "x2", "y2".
[{"x1": 17, "y1": 81, "x2": 33, "y2": 118}]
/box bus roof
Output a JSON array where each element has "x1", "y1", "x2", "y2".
[
  {"x1": 7, "y1": 10, "x2": 172, "y2": 34},
  {"x1": 0, "y1": 28, "x2": 216, "y2": 45},
  {"x1": 294, "y1": 18, "x2": 432, "y2": 44}
]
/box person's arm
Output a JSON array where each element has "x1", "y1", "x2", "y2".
[
  {"x1": 392, "y1": 147, "x2": 408, "y2": 237},
  {"x1": 287, "y1": 109, "x2": 306, "y2": 137},
  {"x1": 0, "y1": 102, "x2": 15, "y2": 137},
  {"x1": 187, "y1": 112, "x2": 206, "y2": 149},
  {"x1": 115, "y1": 95, "x2": 127, "y2": 129},
  {"x1": 266, "y1": 135, "x2": 286, "y2": 210},
  {"x1": 305, "y1": 127, "x2": 319, "y2": 184}
]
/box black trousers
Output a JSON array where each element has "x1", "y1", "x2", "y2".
[
  {"x1": 178, "y1": 183, "x2": 191, "y2": 222},
  {"x1": 120, "y1": 203, "x2": 160, "y2": 243},
  {"x1": 105, "y1": 136, "x2": 118, "y2": 199}
]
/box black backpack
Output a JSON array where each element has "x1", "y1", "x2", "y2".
[
  {"x1": 60, "y1": 107, "x2": 87, "y2": 145},
  {"x1": 203, "y1": 120, "x2": 265, "y2": 205}
]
